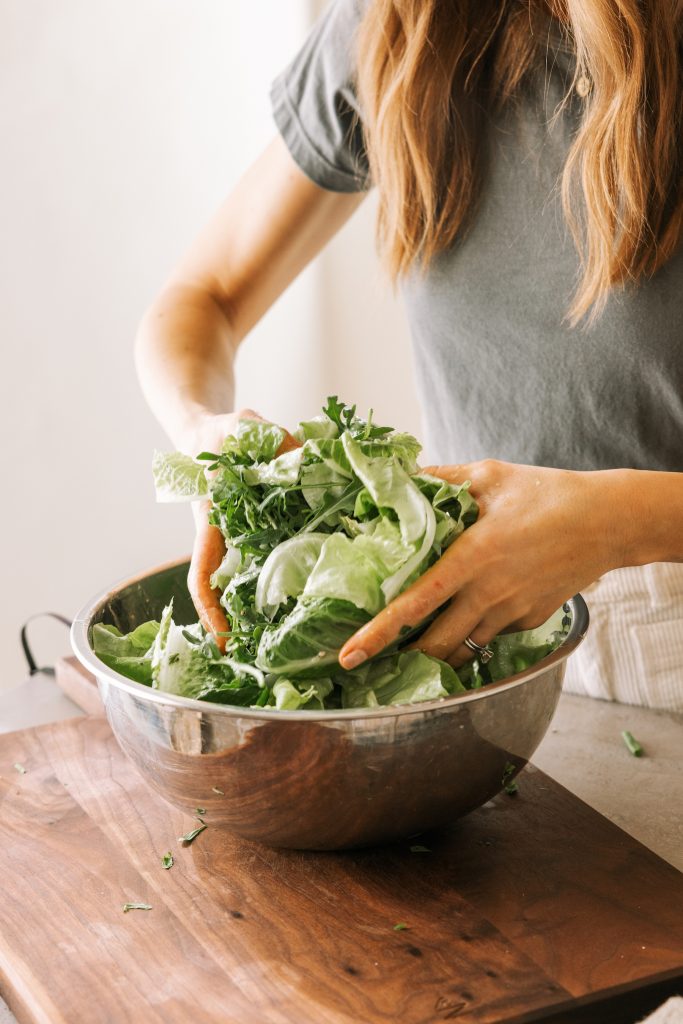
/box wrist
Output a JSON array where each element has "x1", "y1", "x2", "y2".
[
  {"x1": 593, "y1": 468, "x2": 683, "y2": 569},
  {"x1": 174, "y1": 407, "x2": 222, "y2": 455}
]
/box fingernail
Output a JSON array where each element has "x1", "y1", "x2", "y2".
[{"x1": 340, "y1": 649, "x2": 368, "y2": 670}]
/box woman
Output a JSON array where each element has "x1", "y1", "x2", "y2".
[{"x1": 136, "y1": 0, "x2": 683, "y2": 709}]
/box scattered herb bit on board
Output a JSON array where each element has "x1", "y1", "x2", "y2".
[
  {"x1": 195, "y1": 807, "x2": 206, "y2": 815},
  {"x1": 13, "y1": 763, "x2": 26, "y2": 774},
  {"x1": 122, "y1": 902, "x2": 152, "y2": 913},
  {"x1": 211, "y1": 787, "x2": 224, "y2": 795},
  {"x1": 178, "y1": 824, "x2": 207, "y2": 845},
  {"x1": 501, "y1": 761, "x2": 519, "y2": 795},
  {"x1": 621, "y1": 730, "x2": 644, "y2": 757},
  {"x1": 162, "y1": 852, "x2": 174, "y2": 870},
  {"x1": 393, "y1": 922, "x2": 410, "y2": 931},
  {"x1": 410, "y1": 845, "x2": 431, "y2": 853}
]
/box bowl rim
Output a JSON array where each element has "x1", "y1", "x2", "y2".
[{"x1": 71, "y1": 556, "x2": 589, "y2": 722}]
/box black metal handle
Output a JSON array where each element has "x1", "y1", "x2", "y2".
[{"x1": 20, "y1": 612, "x2": 73, "y2": 676}]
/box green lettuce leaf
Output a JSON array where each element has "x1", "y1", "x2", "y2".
[
  {"x1": 255, "y1": 533, "x2": 328, "y2": 618},
  {"x1": 152, "y1": 451, "x2": 208, "y2": 503},
  {"x1": 256, "y1": 597, "x2": 369, "y2": 676},
  {"x1": 91, "y1": 620, "x2": 159, "y2": 684},
  {"x1": 295, "y1": 415, "x2": 339, "y2": 442},
  {"x1": 272, "y1": 677, "x2": 334, "y2": 710},
  {"x1": 209, "y1": 545, "x2": 243, "y2": 591},
  {"x1": 243, "y1": 448, "x2": 304, "y2": 487},
  {"x1": 342, "y1": 434, "x2": 436, "y2": 603},
  {"x1": 223, "y1": 419, "x2": 286, "y2": 462},
  {"x1": 337, "y1": 650, "x2": 466, "y2": 708},
  {"x1": 302, "y1": 518, "x2": 408, "y2": 615}
]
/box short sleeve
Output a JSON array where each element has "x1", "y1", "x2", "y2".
[{"x1": 270, "y1": 0, "x2": 371, "y2": 193}]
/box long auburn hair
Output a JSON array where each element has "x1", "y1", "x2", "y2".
[{"x1": 356, "y1": 0, "x2": 683, "y2": 324}]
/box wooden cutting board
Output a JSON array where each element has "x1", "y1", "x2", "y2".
[{"x1": 0, "y1": 715, "x2": 681, "y2": 1024}]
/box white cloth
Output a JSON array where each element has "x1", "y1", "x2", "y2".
[
  {"x1": 640, "y1": 997, "x2": 683, "y2": 1023},
  {"x1": 563, "y1": 563, "x2": 683, "y2": 711}
]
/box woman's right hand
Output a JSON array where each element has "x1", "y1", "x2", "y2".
[{"x1": 182, "y1": 409, "x2": 300, "y2": 652}]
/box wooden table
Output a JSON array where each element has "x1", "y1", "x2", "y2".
[{"x1": 0, "y1": 691, "x2": 682, "y2": 1024}]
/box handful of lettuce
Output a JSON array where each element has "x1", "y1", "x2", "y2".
[{"x1": 94, "y1": 398, "x2": 569, "y2": 709}]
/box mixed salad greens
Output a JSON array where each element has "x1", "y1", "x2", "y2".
[{"x1": 93, "y1": 398, "x2": 569, "y2": 710}]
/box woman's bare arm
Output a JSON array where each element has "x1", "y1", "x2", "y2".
[
  {"x1": 135, "y1": 135, "x2": 365, "y2": 643},
  {"x1": 135, "y1": 134, "x2": 365, "y2": 450}
]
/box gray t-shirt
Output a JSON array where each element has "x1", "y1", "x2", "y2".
[{"x1": 271, "y1": 0, "x2": 683, "y2": 471}]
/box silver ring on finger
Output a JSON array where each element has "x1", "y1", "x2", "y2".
[{"x1": 463, "y1": 635, "x2": 494, "y2": 664}]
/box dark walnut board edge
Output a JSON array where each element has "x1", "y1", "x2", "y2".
[{"x1": 0, "y1": 714, "x2": 681, "y2": 1024}]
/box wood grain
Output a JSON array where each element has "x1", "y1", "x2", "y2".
[
  {"x1": 54, "y1": 656, "x2": 100, "y2": 714},
  {"x1": 0, "y1": 716, "x2": 681, "y2": 1024}
]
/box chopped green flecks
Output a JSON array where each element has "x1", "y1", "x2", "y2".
[
  {"x1": 13, "y1": 763, "x2": 26, "y2": 774},
  {"x1": 501, "y1": 761, "x2": 519, "y2": 794},
  {"x1": 195, "y1": 807, "x2": 206, "y2": 815},
  {"x1": 393, "y1": 922, "x2": 409, "y2": 931},
  {"x1": 122, "y1": 902, "x2": 152, "y2": 913},
  {"x1": 161, "y1": 852, "x2": 174, "y2": 870}
]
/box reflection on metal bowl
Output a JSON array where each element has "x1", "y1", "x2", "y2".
[{"x1": 71, "y1": 558, "x2": 589, "y2": 850}]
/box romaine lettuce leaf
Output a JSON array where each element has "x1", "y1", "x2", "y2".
[
  {"x1": 337, "y1": 650, "x2": 465, "y2": 708},
  {"x1": 91, "y1": 620, "x2": 159, "y2": 684},
  {"x1": 256, "y1": 597, "x2": 369, "y2": 676},
  {"x1": 342, "y1": 434, "x2": 436, "y2": 603},
  {"x1": 272, "y1": 677, "x2": 334, "y2": 710}
]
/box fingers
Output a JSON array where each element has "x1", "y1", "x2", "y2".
[
  {"x1": 187, "y1": 415, "x2": 299, "y2": 655},
  {"x1": 188, "y1": 502, "x2": 230, "y2": 653},
  {"x1": 404, "y1": 595, "x2": 513, "y2": 668},
  {"x1": 420, "y1": 459, "x2": 506, "y2": 507},
  {"x1": 420, "y1": 464, "x2": 471, "y2": 484},
  {"x1": 444, "y1": 623, "x2": 500, "y2": 669},
  {"x1": 276, "y1": 431, "x2": 301, "y2": 454},
  {"x1": 405, "y1": 597, "x2": 482, "y2": 662},
  {"x1": 338, "y1": 527, "x2": 483, "y2": 668}
]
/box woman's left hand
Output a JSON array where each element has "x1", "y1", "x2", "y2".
[{"x1": 338, "y1": 459, "x2": 632, "y2": 670}]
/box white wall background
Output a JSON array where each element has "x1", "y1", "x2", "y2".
[{"x1": 0, "y1": 1, "x2": 419, "y2": 692}]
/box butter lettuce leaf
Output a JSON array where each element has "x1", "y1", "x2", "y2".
[{"x1": 152, "y1": 451, "x2": 208, "y2": 503}]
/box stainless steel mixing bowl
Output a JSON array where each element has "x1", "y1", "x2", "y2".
[{"x1": 72, "y1": 558, "x2": 589, "y2": 850}]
